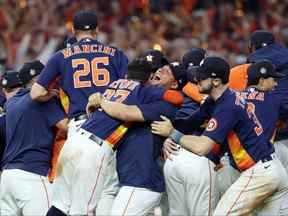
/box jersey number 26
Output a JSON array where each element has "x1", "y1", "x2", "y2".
[{"x1": 72, "y1": 57, "x2": 110, "y2": 88}]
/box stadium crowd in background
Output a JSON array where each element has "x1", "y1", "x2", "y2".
[{"x1": 1, "y1": 0, "x2": 288, "y2": 70}]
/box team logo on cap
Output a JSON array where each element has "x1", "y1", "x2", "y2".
[
  {"x1": 260, "y1": 67, "x2": 267, "y2": 74},
  {"x1": 189, "y1": 62, "x2": 194, "y2": 66},
  {"x1": 171, "y1": 62, "x2": 179, "y2": 66},
  {"x1": 30, "y1": 69, "x2": 36, "y2": 76},
  {"x1": 146, "y1": 55, "x2": 153, "y2": 62},
  {"x1": 1, "y1": 79, "x2": 7, "y2": 86},
  {"x1": 84, "y1": 25, "x2": 90, "y2": 29},
  {"x1": 206, "y1": 118, "x2": 218, "y2": 132}
]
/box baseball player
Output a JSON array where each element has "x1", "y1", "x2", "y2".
[
  {"x1": 0, "y1": 61, "x2": 68, "y2": 216},
  {"x1": 92, "y1": 62, "x2": 186, "y2": 216},
  {"x1": 30, "y1": 10, "x2": 128, "y2": 135},
  {"x1": 95, "y1": 49, "x2": 171, "y2": 215},
  {"x1": 151, "y1": 56, "x2": 288, "y2": 215},
  {"x1": 47, "y1": 58, "x2": 183, "y2": 216},
  {"x1": 150, "y1": 49, "x2": 220, "y2": 216}
]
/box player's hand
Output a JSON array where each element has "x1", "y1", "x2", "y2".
[
  {"x1": 163, "y1": 138, "x2": 180, "y2": 160},
  {"x1": 151, "y1": 115, "x2": 174, "y2": 137},
  {"x1": 86, "y1": 93, "x2": 103, "y2": 115}
]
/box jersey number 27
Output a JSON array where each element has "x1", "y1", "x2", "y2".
[{"x1": 72, "y1": 57, "x2": 110, "y2": 88}]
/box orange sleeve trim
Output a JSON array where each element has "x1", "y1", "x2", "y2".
[
  {"x1": 163, "y1": 90, "x2": 184, "y2": 106},
  {"x1": 182, "y1": 82, "x2": 206, "y2": 103}
]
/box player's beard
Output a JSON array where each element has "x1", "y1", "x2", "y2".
[{"x1": 199, "y1": 82, "x2": 213, "y2": 94}]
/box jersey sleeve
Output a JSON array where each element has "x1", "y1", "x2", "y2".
[
  {"x1": 37, "y1": 52, "x2": 63, "y2": 89},
  {"x1": 138, "y1": 86, "x2": 165, "y2": 104},
  {"x1": 138, "y1": 101, "x2": 175, "y2": 122},
  {"x1": 116, "y1": 49, "x2": 128, "y2": 78},
  {"x1": 41, "y1": 97, "x2": 67, "y2": 127},
  {"x1": 202, "y1": 106, "x2": 239, "y2": 145}
]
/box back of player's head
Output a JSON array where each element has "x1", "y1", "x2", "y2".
[
  {"x1": 168, "y1": 62, "x2": 187, "y2": 90},
  {"x1": 73, "y1": 11, "x2": 98, "y2": 31},
  {"x1": 182, "y1": 48, "x2": 205, "y2": 70},
  {"x1": 249, "y1": 30, "x2": 275, "y2": 50},
  {"x1": 0, "y1": 70, "x2": 22, "y2": 90},
  {"x1": 247, "y1": 60, "x2": 284, "y2": 86},
  {"x1": 139, "y1": 50, "x2": 169, "y2": 73},
  {"x1": 195, "y1": 56, "x2": 230, "y2": 84},
  {"x1": 127, "y1": 58, "x2": 153, "y2": 83},
  {"x1": 18, "y1": 60, "x2": 44, "y2": 85}
]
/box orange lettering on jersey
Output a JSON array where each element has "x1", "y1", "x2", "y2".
[
  {"x1": 103, "y1": 46, "x2": 112, "y2": 55},
  {"x1": 82, "y1": 45, "x2": 91, "y2": 53},
  {"x1": 90, "y1": 45, "x2": 98, "y2": 52},
  {"x1": 62, "y1": 48, "x2": 73, "y2": 58},
  {"x1": 73, "y1": 45, "x2": 82, "y2": 55}
]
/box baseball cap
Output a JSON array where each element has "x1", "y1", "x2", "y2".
[
  {"x1": 140, "y1": 50, "x2": 169, "y2": 73},
  {"x1": 249, "y1": 30, "x2": 275, "y2": 49},
  {"x1": 127, "y1": 58, "x2": 154, "y2": 83},
  {"x1": 248, "y1": 60, "x2": 284, "y2": 84},
  {"x1": 196, "y1": 56, "x2": 230, "y2": 84},
  {"x1": 168, "y1": 62, "x2": 187, "y2": 90},
  {"x1": 182, "y1": 48, "x2": 205, "y2": 69},
  {"x1": 1, "y1": 70, "x2": 22, "y2": 89},
  {"x1": 18, "y1": 60, "x2": 44, "y2": 85},
  {"x1": 73, "y1": 11, "x2": 98, "y2": 31}
]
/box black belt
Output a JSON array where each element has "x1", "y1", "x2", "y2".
[
  {"x1": 74, "y1": 114, "x2": 88, "y2": 121},
  {"x1": 89, "y1": 134, "x2": 103, "y2": 146}
]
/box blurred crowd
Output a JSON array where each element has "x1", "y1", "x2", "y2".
[{"x1": 1, "y1": 0, "x2": 288, "y2": 70}]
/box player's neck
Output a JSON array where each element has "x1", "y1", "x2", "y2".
[
  {"x1": 76, "y1": 33, "x2": 96, "y2": 41},
  {"x1": 210, "y1": 85, "x2": 228, "y2": 101}
]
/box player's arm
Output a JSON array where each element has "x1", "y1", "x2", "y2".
[
  {"x1": 30, "y1": 52, "x2": 62, "y2": 101},
  {"x1": 55, "y1": 118, "x2": 69, "y2": 132},
  {"x1": 101, "y1": 99, "x2": 145, "y2": 122}
]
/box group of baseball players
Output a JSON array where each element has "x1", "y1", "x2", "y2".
[{"x1": 0, "y1": 10, "x2": 288, "y2": 216}]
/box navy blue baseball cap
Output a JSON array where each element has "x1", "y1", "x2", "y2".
[
  {"x1": 249, "y1": 30, "x2": 275, "y2": 49},
  {"x1": 248, "y1": 60, "x2": 284, "y2": 84},
  {"x1": 73, "y1": 11, "x2": 98, "y2": 31},
  {"x1": 140, "y1": 50, "x2": 169, "y2": 72},
  {"x1": 169, "y1": 62, "x2": 187, "y2": 90},
  {"x1": 127, "y1": 58, "x2": 153, "y2": 82},
  {"x1": 1, "y1": 70, "x2": 22, "y2": 89},
  {"x1": 65, "y1": 36, "x2": 77, "y2": 47},
  {"x1": 196, "y1": 57, "x2": 230, "y2": 84},
  {"x1": 18, "y1": 60, "x2": 44, "y2": 85},
  {"x1": 182, "y1": 48, "x2": 205, "y2": 70}
]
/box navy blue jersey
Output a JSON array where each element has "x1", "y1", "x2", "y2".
[
  {"x1": 82, "y1": 79, "x2": 165, "y2": 139},
  {"x1": 239, "y1": 87, "x2": 288, "y2": 140},
  {"x1": 1, "y1": 89, "x2": 66, "y2": 176},
  {"x1": 202, "y1": 89, "x2": 274, "y2": 171},
  {"x1": 37, "y1": 38, "x2": 128, "y2": 118},
  {"x1": 116, "y1": 101, "x2": 176, "y2": 192}
]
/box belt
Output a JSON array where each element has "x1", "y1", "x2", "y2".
[
  {"x1": 89, "y1": 134, "x2": 103, "y2": 146},
  {"x1": 78, "y1": 128, "x2": 103, "y2": 146},
  {"x1": 74, "y1": 114, "x2": 88, "y2": 121},
  {"x1": 260, "y1": 153, "x2": 276, "y2": 163}
]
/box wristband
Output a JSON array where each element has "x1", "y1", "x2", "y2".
[{"x1": 169, "y1": 129, "x2": 184, "y2": 144}]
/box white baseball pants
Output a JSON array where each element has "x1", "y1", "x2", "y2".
[
  {"x1": 214, "y1": 155, "x2": 288, "y2": 216},
  {"x1": 51, "y1": 128, "x2": 115, "y2": 215},
  {"x1": 0, "y1": 169, "x2": 52, "y2": 216},
  {"x1": 164, "y1": 148, "x2": 218, "y2": 216}
]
